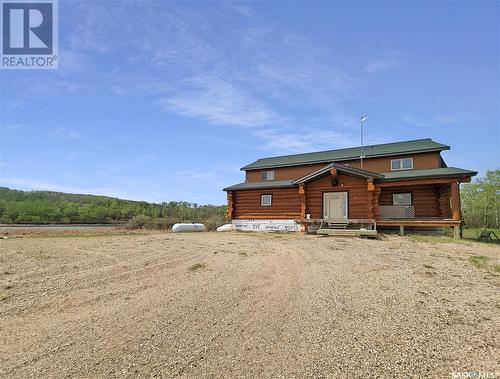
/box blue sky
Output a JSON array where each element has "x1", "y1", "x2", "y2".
[{"x1": 1, "y1": 0, "x2": 499, "y2": 204}]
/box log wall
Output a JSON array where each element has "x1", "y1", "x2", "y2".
[
  {"x1": 232, "y1": 187, "x2": 302, "y2": 219},
  {"x1": 378, "y1": 184, "x2": 450, "y2": 218},
  {"x1": 305, "y1": 174, "x2": 370, "y2": 219}
]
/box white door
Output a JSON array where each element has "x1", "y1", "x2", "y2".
[{"x1": 323, "y1": 192, "x2": 348, "y2": 220}]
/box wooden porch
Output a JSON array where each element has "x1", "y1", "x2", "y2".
[
  {"x1": 377, "y1": 219, "x2": 461, "y2": 238},
  {"x1": 373, "y1": 178, "x2": 464, "y2": 237},
  {"x1": 298, "y1": 217, "x2": 461, "y2": 237}
]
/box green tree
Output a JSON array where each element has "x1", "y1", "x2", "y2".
[{"x1": 461, "y1": 169, "x2": 500, "y2": 228}]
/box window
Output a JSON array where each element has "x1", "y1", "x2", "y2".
[
  {"x1": 260, "y1": 171, "x2": 275, "y2": 181},
  {"x1": 261, "y1": 194, "x2": 272, "y2": 206},
  {"x1": 393, "y1": 193, "x2": 412, "y2": 206},
  {"x1": 391, "y1": 158, "x2": 413, "y2": 171}
]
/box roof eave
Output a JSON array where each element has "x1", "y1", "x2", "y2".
[
  {"x1": 223, "y1": 182, "x2": 297, "y2": 191},
  {"x1": 292, "y1": 163, "x2": 384, "y2": 184},
  {"x1": 379, "y1": 172, "x2": 477, "y2": 182}
]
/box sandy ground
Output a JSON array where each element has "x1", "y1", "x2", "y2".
[{"x1": 0, "y1": 232, "x2": 499, "y2": 378}]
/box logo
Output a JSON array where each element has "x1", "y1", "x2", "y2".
[
  {"x1": 451, "y1": 370, "x2": 498, "y2": 379},
  {"x1": 1, "y1": 0, "x2": 58, "y2": 69}
]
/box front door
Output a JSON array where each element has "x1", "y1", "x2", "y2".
[{"x1": 323, "y1": 192, "x2": 348, "y2": 220}]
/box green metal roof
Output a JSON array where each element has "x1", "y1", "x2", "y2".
[
  {"x1": 293, "y1": 162, "x2": 384, "y2": 184},
  {"x1": 241, "y1": 138, "x2": 450, "y2": 170},
  {"x1": 381, "y1": 167, "x2": 477, "y2": 181},
  {"x1": 223, "y1": 167, "x2": 477, "y2": 191},
  {"x1": 223, "y1": 180, "x2": 295, "y2": 191}
]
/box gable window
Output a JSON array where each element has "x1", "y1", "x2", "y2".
[
  {"x1": 260, "y1": 170, "x2": 275, "y2": 181},
  {"x1": 393, "y1": 193, "x2": 412, "y2": 206},
  {"x1": 391, "y1": 158, "x2": 413, "y2": 171},
  {"x1": 261, "y1": 194, "x2": 272, "y2": 206}
]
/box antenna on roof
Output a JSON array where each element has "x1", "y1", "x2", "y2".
[{"x1": 360, "y1": 116, "x2": 367, "y2": 168}]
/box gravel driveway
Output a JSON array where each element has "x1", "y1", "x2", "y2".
[{"x1": 0, "y1": 232, "x2": 498, "y2": 378}]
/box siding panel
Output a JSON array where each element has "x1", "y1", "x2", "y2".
[
  {"x1": 346, "y1": 152, "x2": 442, "y2": 173},
  {"x1": 245, "y1": 163, "x2": 326, "y2": 182},
  {"x1": 245, "y1": 152, "x2": 442, "y2": 182}
]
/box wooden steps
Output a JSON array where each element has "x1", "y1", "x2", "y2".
[
  {"x1": 317, "y1": 219, "x2": 377, "y2": 238},
  {"x1": 317, "y1": 228, "x2": 378, "y2": 237},
  {"x1": 327, "y1": 221, "x2": 349, "y2": 229}
]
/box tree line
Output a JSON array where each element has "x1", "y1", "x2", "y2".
[
  {"x1": 0, "y1": 188, "x2": 227, "y2": 230},
  {"x1": 461, "y1": 169, "x2": 499, "y2": 229}
]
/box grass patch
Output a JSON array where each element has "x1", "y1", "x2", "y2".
[
  {"x1": 462, "y1": 228, "x2": 500, "y2": 240},
  {"x1": 409, "y1": 235, "x2": 470, "y2": 244},
  {"x1": 7, "y1": 232, "x2": 150, "y2": 240},
  {"x1": 409, "y1": 229, "x2": 500, "y2": 244},
  {"x1": 423, "y1": 263, "x2": 434, "y2": 269},
  {"x1": 469, "y1": 255, "x2": 490, "y2": 269},
  {"x1": 38, "y1": 232, "x2": 145, "y2": 239},
  {"x1": 0, "y1": 293, "x2": 9, "y2": 301},
  {"x1": 494, "y1": 265, "x2": 500, "y2": 273},
  {"x1": 188, "y1": 263, "x2": 206, "y2": 271}
]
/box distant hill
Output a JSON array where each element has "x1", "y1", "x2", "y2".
[{"x1": 0, "y1": 187, "x2": 226, "y2": 226}]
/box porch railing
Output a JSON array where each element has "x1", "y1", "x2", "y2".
[{"x1": 379, "y1": 205, "x2": 415, "y2": 219}]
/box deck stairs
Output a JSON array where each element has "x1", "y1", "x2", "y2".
[
  {"x1": 317, "y1": 219, "x2": 377, "y2": 238},
  {"x1": 327, "y1": 221, "x2": 349, "y2": 229}
]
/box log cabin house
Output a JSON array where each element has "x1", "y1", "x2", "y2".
[{"x1": 223, "y1": 139, "x2": 477, "y2": 237}]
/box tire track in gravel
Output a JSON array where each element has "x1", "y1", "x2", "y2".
[
  {"x1": 1, "y1": 236, "x2": 205, "y2": 314},
  {"x1": 95, "y1": 236, "x2": 306, "y2": 378}
]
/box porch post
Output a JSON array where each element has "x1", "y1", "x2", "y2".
[
  {"x1": 450, "y1": 181, "x2": 461, "y2": 221},
  {"x1": 367, "y1": 178, "x2": 374, "y2": 218},
  {"x1": 299, "y1": 183, "x2": 306, "y2": 219}
]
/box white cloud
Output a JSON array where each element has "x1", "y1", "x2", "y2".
[
  {"x1": 2, "y1": 124, "x2": 24, "y2": 130},
  {"x1": 0, "y1": 177, "x2": 121, "y2": 197},
  {"x1": 253, "y1": 128, "x2": 389, "y2": 154},
  {"x1": 158, "y1": 77, "x2": 277, "y2": 127},
  {"x1": 400, "y1": 112, "x2": 476, "y2": 128},
  {"x1": 176, "y1": 170, "x2": 220, "y2": 184},
  {"x1": 365, "y1": 52, "x2": 404, "y2": 73},
  {"x1": 399, "y1": 116, "x2": 431, "y2": 128},
  {"x1": 59, "y1": 49, "x2": 91, "y2": 73},
  {"x1": 0, "y1": 176, "x2": 173, "y2": 203},
  {"x1": 51, "y1": 127, "x2": 81, "y2": 140}
]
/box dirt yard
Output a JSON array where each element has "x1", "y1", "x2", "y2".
[{"x1": 0, "y1": 232, "x2": 498, "y2": 378}]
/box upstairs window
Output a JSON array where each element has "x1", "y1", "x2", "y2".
[
  {"x1": 261, "y1": 194, "x2": 272, "y2": 206},
  {"x1": 393, "y1": 193, "x2": 412, "y2": 206},
  {"x1": 260, "y1": 170, "x2": 275, "y2": 181},
  {"x1": 391, "y1": 158, "x2": 413, "y2": 171}
]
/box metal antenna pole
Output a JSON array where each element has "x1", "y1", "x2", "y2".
[{"x1": 360, "y1": 116, "x2": 364, "y2": 169}]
